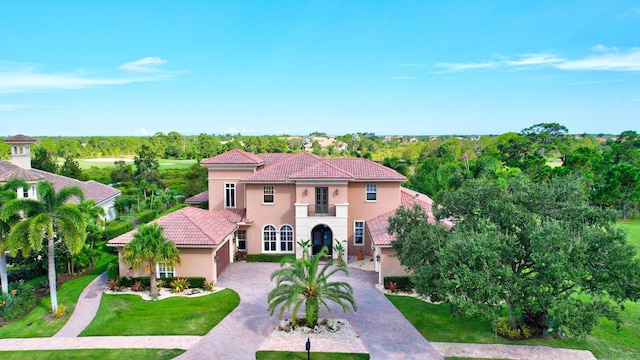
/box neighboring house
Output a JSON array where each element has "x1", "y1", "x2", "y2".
[
  {"x1": 0, "y1": 135, "x2": 121, "y2": 220},
  {"x1": 110, "y1": 149, "x2": 447, "y2": 284}
]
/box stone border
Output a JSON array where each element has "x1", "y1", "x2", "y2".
[{"x1": 104, "y1": 287, "x2": 226, "y2": 301}]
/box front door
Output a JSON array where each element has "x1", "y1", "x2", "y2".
[{"x1": 311, "y1": 224, "x2": 333, "y2": 256}]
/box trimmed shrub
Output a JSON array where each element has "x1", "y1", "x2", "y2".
[
  {"x1": 104, "y1": 221, "x2": 133, "y2": 240},
  {"x1": 246, "y1": 254, "x2": 295, "y2": 263},
  {"x1": 383, "y1": 276, "x2": 413, "y2": 292},
  {"x1": 0, "y1": 280, "x2": 36, "y2": 321},
  {"x1": 106, "y1": 261, "x2": 119, "y2": 280},
  {"x1": 118, "y1": 276, "x2": 206, "y2": 289},
  {"x1": 136, "y1": 210, "x2": 157, "y2": 225}
]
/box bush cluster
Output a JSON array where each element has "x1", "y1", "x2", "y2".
[
  {"x1": 246, "y1": 254, "x2": 295, "y2": 263},
  {"x1": 0, "y1": 281, "x2": 36, "y2": 321},
  {"x1": 493, "y1": 317, "x2": 534, "y2": 340},
  {"x1": 136, "y1": 210, "x2": 157, "y2": 225},
  {"x1": 117, "y1": 276, "x2": 206, "y2": 289},
  {"x1": 383, "y1": 276, "x2": 413, "y2": 292},
  {"x1": 104, "y1": 221, "x2": 133, "y2": 240},
  {"x1": 106, "y1": 261, "x2": 119, "y2": 280}
]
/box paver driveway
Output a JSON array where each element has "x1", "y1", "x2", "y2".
[{"x1": 176, "y1": 262, "x2": 443, "y2": 360}]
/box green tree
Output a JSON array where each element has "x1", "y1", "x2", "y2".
[
  {"x1": 390, "y1": 177, "x2": 640, "y2": 337},
  {"x1": 134, "y1": 144, "x2": 162, "y2": 186},
  {"x1": 1, "y1": 182, "x2": 87, "y2": 312},
  {"x1": 59, "y1": 156, "x2": 85, "y2": 180},
  {"x1": 268, "y1": 246, "x2": 357, "y2": 327},
  {"x1": 110, "y1": 160, "x2": 133, "y2": 184},
  {"x1": 32, "y1": 148, "x2": 59, "y2": 174},
  {"x1": 123, "y1": 223, "x2": 180, "y2": 297},
  {"x1": 0, "y1": 178, "x2": 29, "y2": 295},
  {"x1": 594, "y1": 163, "x2": 640, "y2": 220}
]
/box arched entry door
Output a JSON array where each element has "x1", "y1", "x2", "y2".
[{"x1": 311, "y1": 224, "x2": 333, "y2": 256}]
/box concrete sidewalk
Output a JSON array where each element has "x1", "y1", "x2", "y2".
[
  {"x1": 54, "y1": 272, "x2": 107, "y2": 338},
  {"x1": 0, "y1": 336, "x2": 200, "y2": 351}
]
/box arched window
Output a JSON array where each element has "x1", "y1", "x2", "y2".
[
  {"x1": 263, "y1": 225, "x2": 277, "y2": 252},
  {"x1": 280, "y1": 225, "x2": 294, "y2": 253}
]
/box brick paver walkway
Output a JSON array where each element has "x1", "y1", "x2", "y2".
[{"x1": 431, "y1": 342, "x2": 598, "y2": 360}]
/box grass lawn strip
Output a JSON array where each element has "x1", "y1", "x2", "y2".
[
  {"x1": 0, "y1": 251, "x2": 116, "y2": 338},
  {"x1": 80, "y1": 288, "x2": 239, "y2": 336},
  {"x1": 618, "y1": 220, "x2": 640, "y2": 257},
  {"x1": 0, "y1": 349, "x2": 184, "y2": 360},
  {"x1": 256, "y1": 351, "x2": 369, "y2": 359}
]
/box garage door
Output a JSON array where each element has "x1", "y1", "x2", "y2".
[{"x1": 216, "y1": 240, "x2": 230, "y2": 276}]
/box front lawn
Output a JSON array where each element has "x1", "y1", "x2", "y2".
[
  {"x1": 256, "y1": 351, "x2": 369, "y2": 360},
  {"x1": 0, "y1": 349, "x2": 184, "y2": 360},
  {"x1": 0, "y1": 252, "x2": 116, "y2": 338},
  {"x1": 388, "y1": 295, "x2": 640, "y2": 360},
  {"x1": 80, "y1": 288, "x2": 239, "y2": 336},
  {"x1": 618, "y1": 220, "x2": 640, "y2": 257}
]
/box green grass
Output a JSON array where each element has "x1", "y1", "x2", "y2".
[
  {"x1": 0, "y1": 349, "x2": 184, "y2": 360},
  {"x1": 76, "y1": 158, "x2": 196, "y2": 170},
  {"x1": 388, "y1": 295, "x2": 640, "y2": 360},
  {"x1": 80, "y1": 288, "x2": 240, "y2": 336},
  {"x1": 618, "y1": 219, "x2": 640, "y2": 257},
  {"x1": 0, "y1": 251, "x2": 116, "y2": 338},
  {"x1": 256, "y1": 351, "x2": 369, "y2": 360}
]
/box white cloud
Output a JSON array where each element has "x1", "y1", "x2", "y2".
[
  {"x1": 0, "y1": 104, "x2": 33, "y2": 111},
  {"x1": 392, "y1": 76, "x2": 417, "y2": 80},
  {"x1": 435, "y1": 47, "x2": 640, "y2": 73},
  {"x1": 118, "y1": 57, "x2": 167, "y2": 73},
  {"x1": 135, "y1": 128, "x2": 149, "y2": 135}
]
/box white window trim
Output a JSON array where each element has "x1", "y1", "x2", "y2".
[
  {"x1": 262, "y1": 224, "x2": 278, "y2": 253},
  {"x1": 236, "y1": 230, "x2": 247, "y2": 251},
  {"x1": 365, "y1": 184, "x2": 377, "y2": 202},
  {"x1": 279, "y1": 224, "x2": 295, "y2": 254},
  {"x1": 224, "y1": 183, "x2": 236, "y2": 208},
  {"x1": 354, "y1": 220, "x2": 365, "y2": 246},
  {"x1": 156, "y1": 262, "x2": 175, "y2": 278},
  {"x1": 263, "y1": 186, "x2": 275, "y2": 205}
]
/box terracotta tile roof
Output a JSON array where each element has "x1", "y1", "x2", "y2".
[
  {"x1": 29, "y1": 168, "x2": 121, "y2": 205},
  {"x1": 241, "y1": 152, "x2": 322, "y2": 182},
  {"x1": 325, "y1": 158, "x2": 407, "y2": 181},
  {"x1": 108, "y1": 207, "x2": 238, "y2": 247},
  {"x1": 0, "y1": 161, "x2": 45, "y2": 182},
  {"x1": 0, "y1": 161, "x2": 120, "y2": 205},
  {"x1": 221, "y1": 208, "x2": 252, "y2": 223},
  {"x1": 201, "y1": 149, "x2": 264, "y2": 165},
  {"x1": 184, "y1": 190, "x2": 209, "y2": 204},
  {"x1": 368, "y1": 187, "x2": 452, "y2": 246},
  {"x1": 289, "y1": 161, "x2": 354, "y2": 180},
  {"x1": 4, "y1": 134, "x2": 37, "y2": 143},
  {"x1": 258, "y1": 153, "x2": 297, "y2": 167}
]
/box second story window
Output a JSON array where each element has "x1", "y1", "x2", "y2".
[
  {"x1": 225, "y1": 183, "x2": 236, "y2": 208},
  {"x1": 263, "y1": 186, "x2": 274, "y2": 204},
  {"x1": 366, "y1": 184, "x2": 377, "y2": 201}
]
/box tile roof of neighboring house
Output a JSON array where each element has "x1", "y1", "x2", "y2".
[
  {"x1": 184, "y1": 190, "x2": 209, "y2": 204},
  {"x1": 108, "y1": 207, "x2": 237, "y2": 247},
  {"x1": 29, "y1": 168, "x2": 121, "y2": 205},
  {"x1": 0, "y1": 161, "x2": 45, "y2": 182},
  {"x1": 201, "y1": 149, "x2": 264, "y2": 165},
  {"x1": 4, "y1": 134, "x2": 37, "y2": 143},
  {"x1": 368, "y1": 187, "x2": 453, "y2": 246}
]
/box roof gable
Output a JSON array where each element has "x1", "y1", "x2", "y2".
[
  {"x1": 201, "y1": 149, "x2": 264, "y2": 165},
  {"x1": 289, "y1": 161, "x2": 354, "y2": 180}
]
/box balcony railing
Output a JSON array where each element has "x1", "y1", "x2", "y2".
[{"x1": 308, "y1": 204, "x2": 336, "y2": 216}]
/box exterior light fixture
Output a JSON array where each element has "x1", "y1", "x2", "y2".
[
  {"x1": 376, "y1": 254, "x2": 380, "y2": 263},
  {"x1": 302, "y1": 189, "x2": 308, "y2": 196},
  {"x1": 214, "y1": 254, "x2": 219, "y2": 263},
  {"x1": 306, "y1": 338, "x2": 311, "y2": 360},
  {"x1": 334, "y1": 189, "x2": 339, "y2": 195}
]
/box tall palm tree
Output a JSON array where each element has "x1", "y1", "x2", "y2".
[
  {"x1": 1, "y1": 181, "x2": 86, "y2": 312},
  {"x1": 123, "y1": 223, "x2": 180, "y2": 297},
  {"x1": 268, "y1": 246, "x2": 357, "y2": 327},
  {"x1": 0, "y1": 178, "x2": 29, "y2": 295}
]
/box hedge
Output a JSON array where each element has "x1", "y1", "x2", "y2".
[
  {"x1": 136, "y1": 210, "x2": 157, "y2": 225},
  {"x1": 383, "y1": 276, "x2": 414, "y2": 292},
  {"x1": 118, "y1": 276, "x2": 206, "y2": 289},
  {"x1": 106, "y1": 261, "x2": 119, "y2": 280},
  {"x1": 246, "y1": 254, "x2": 296, "y2": 263},
  {"x1": 104, "y1": 221, "x2": 133, "y2": 240}
]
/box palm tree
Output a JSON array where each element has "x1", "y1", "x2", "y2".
[
  {"x1": 122, "y1": 223, "x2": 180, "y2": 297},
  {"x1": 0, "y1": 178, "x2": 29, "y2": 295},
  {"x1": 1, "y1": 181, "x2": 87, "y2": 312},
  {"x1": 268, "y1": 246, "x2": 357, "y2": 327},
  {"x1": 78, "y1": 199, "x2": 106, "y2": 248}
]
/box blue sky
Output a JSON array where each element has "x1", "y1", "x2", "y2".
[{"x1": 1, "y1": 1, "x2": 639, "y2": 136}]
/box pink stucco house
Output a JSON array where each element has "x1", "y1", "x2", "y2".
[{"x1": 109, "y1": 149, "x2": 445, "y2": 284}]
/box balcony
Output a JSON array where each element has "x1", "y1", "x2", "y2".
[
  {"x1": 308, "y1": 204, "x2": 336, "y2": 216},
  {"x1": 295, "y1": 203, "x2": 349, "y2": 218}
]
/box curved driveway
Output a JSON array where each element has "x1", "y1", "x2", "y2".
[{"x1": 177, "y1": 262, "x2": 443, "y2": 360}]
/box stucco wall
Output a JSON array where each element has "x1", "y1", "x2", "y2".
[
  {"x1": 378, "y1": 246, "x2": 411, "y2": 284},
  {"x1": 207, "y1": 169, "x2": 254, "y2": 211},
  {"x1": 117, "y1": 247, "x2": 217, "y2": 282}
]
